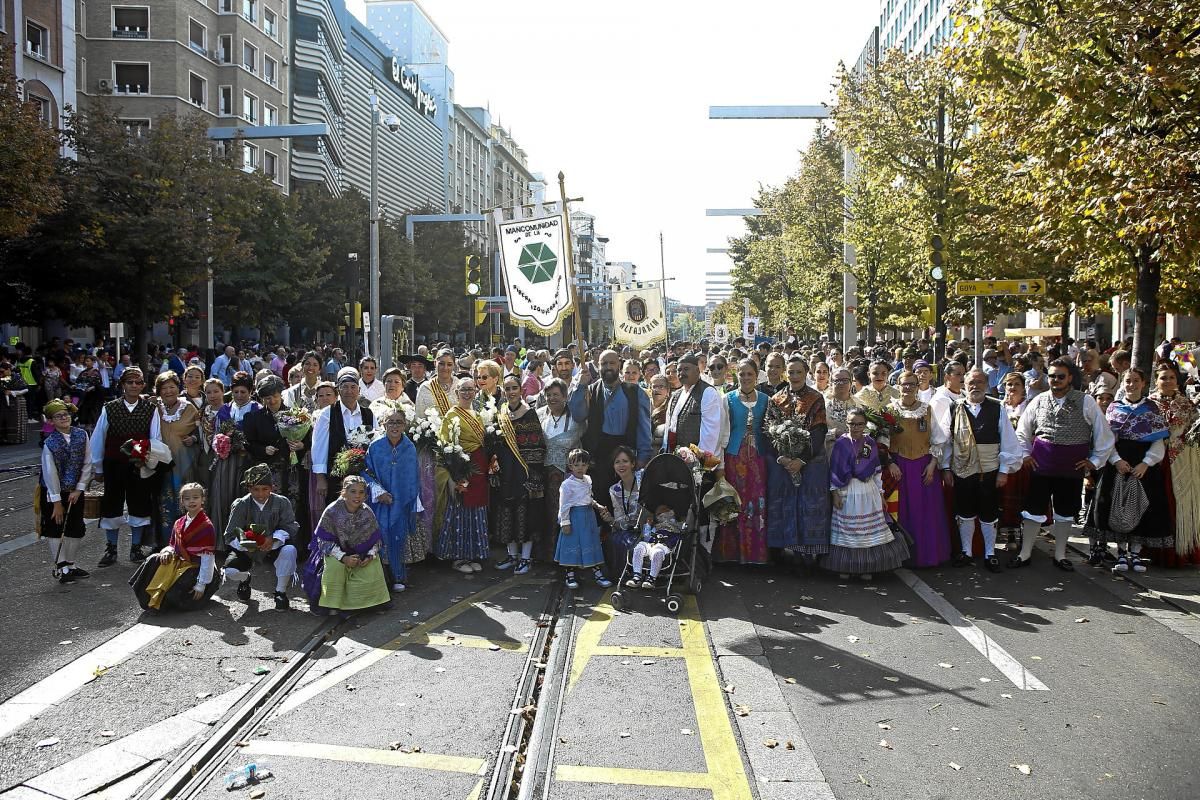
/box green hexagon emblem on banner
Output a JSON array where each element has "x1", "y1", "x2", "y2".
[{"x1": 518, "y1": 242, "x2": 558, "y2": 284}]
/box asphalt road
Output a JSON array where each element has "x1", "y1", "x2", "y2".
[{"x1": 1, "y1": 510, "x2": 1197, "y2": 800}]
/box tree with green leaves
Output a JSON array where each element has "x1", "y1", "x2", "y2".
[
  {"x1": 0, "y1": 50, "x2": 62, "y2": 241},
  {"x1": 953, "y1": 0, "x2": 1200, "y2": 369}
]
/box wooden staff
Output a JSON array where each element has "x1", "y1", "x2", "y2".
[{"x1": 558, "y1": 171, "x2": 586, "y2": 350}]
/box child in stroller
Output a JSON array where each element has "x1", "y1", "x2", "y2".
[{"x1": 625, "y1": 503, "x2": 684, "y2": 590}]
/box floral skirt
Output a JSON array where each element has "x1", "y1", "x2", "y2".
[
  {"x1": 435, "y1": 499, "x2": 490, "y2": 562},
  {"x1": 716, "y1": 446, "x2": 768, "y2": 564}
]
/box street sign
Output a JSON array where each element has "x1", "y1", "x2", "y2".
[
  {"x1": 955, "y1": 279, "x2": 1046, "y2": 297},
  {"x1": 109, "y1": 323, "x2": 125, "y2": 337},
  {"x1": 362, "y1": 312, "x2": 371, "y2": 333}
]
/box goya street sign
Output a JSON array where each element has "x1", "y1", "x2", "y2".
[{"x1": 955, "y1": 279, "x2": 1046, "y2": 297}]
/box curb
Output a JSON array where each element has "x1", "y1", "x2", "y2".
[{"x1": 1063, "y1": 536, "x2": 1200, "y2": 620}]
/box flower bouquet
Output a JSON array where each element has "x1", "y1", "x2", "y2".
[
  {"x1": 332, "y1": 446, "x2": 367, "y2": 478},
  {"x1": 233, "y1": 523, "x2": 270, "y2": 552},
  {"x1": 120, "y1": 438, "x2": 151, "y2": 467},
  {"x1": 437, "y1": 415, "x2": 478, "y2": 494},
  {"x1": 861, "y1": 408, "x2": 902, "y2": 439},
  {"x1": 346, "y1": 424, "x2": 376, "y2": 449},
  {"x1": 408, "y1": 407, "x2": 443, "y2": 454},
  {"x1": 212, "y1": 420, "x2": 246, "y2": 461},
  {"x1": 275, "y1": 406, "x2": 312, "y2": 466},
  {"x1": 766, "y1": 419, "x2": 812, "y2": 486}
]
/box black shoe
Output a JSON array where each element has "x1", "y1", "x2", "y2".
[
  {"x1": 236, "y1": 580, "x2": 252, "y2": 602},
  {"x1": 952, "y1": 552, "x2": 974, "y2": 567},
  {"x1": 58, "y1": 567, "x2": 77, "y2": 584},
  {"x1": 1087, "y1": 549, "x2": 1104, "y2": 567},
  {"x1": 1007, "y1": 555, "x2": 1031, "y2": 569},
  {"x1": 68, "y1": 565, "x2": 90, "y2": 579},
  {"x1": 1053, "y1": 558, "x2": 1074, "y2": 572},
  {"x1": 985, "y1": 556, "x2": 1002, "y2": 573},
  {"x1": 98, "y1": 544, "x2": 118, "y2": 567},
  {"x1": 129, "y1": 545, "x2": 148, "y2": 563},
  {"x1": 274, "y1": 592, "x2": 289, "y2": 611}
]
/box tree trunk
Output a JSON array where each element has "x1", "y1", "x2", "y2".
[
  {"x1": 134, "y1": 298, "x2": 151, "y2": 374},
  {"x1": 1059, "y1": 302, "x2": 1071, "y2": 344},
  {"x1": 1130, "y1": 243, "x2": 1160, "y2": 373}
]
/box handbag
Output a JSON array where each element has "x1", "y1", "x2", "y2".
[{"x1": 1107, "y1": 472, "x2": 1149, "y2": 535}]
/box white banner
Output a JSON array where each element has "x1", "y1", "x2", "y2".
[
  {"x1": 612, "y1": 285, "x2": 667, "y2": 350},
  {"x1": 493, "y1": 208, "x2": 573, "y2": 334},
  {"x1": 743, "y1": 317, "x2": 761, "y2": 341}
]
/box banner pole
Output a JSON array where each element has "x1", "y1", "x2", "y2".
[{"x1": 558, "y1": 171, "x2": 585, "y2": 349}]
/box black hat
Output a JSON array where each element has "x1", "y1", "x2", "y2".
[{"x1": 399, "y1": 353, "x2": 434, "y2": 369}]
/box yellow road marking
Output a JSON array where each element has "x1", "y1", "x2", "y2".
[
  {"x1": 679, "y1": 594, "x2": 752, "y2": 800},
  {"x1": 555, "y1": 765, "x2": 712, "y2": 789},
  {"x1": 559, "y1": 594, "x2": 753, "y2": 800},
  {"x1": 242, "y1": 740, "x2": 486, "y2": 774},
  {"x1": 278, "y1": 577, "x2": 547, "y2": 715},
  {"x1": 423, "y1": 633, "x2": 528, "y2": 652},
  {"x1": 567, "y1": 590, "x2": 614, "y2": 690},
  {"x1": 465, "y1": 778, "x2": 484, "y2": 800},
  {"x1": 591, "y1": 645, "x2": 687, "y2": 658}
]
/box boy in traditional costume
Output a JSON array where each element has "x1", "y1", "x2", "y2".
[
  {"x1": 39, "y1": 399, "x2": 94, "y2": 583},
  {"x1": 222, "y1": 464, "x2": 300, "y2": 610}
]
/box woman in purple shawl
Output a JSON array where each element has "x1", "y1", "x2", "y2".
[
  {"x1": 825, "y1": 408, "x2": 911, "y2": 580},
  {"x1": 301, "y1": 476, "x2": 390, "y2": 612}
]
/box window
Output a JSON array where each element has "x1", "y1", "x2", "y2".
[
  {"x1": 263, "y1": 55, "x2": 277, "y2": 86},
  {"x1": 242, "y1": 91, "x2": 257, "y2": 123},
  {"x1": 263, "y1": 7, "x2": 277, "y2": 38},
  {"x1": 218, "y1": 34, "x2": 232, "y2": 63},
  {"x1": 188, "y1": 19, "x2": 206, "y2": 54},
  {"x1": 219, "y1": 85, "x2": 232, "y2": 115},
  {"x1": 78, "y1": 2, "x2": 85, "y2": 36},
  {"x1": 242, "y1": 40, "x2": 256, "y2": 73},
  {"x1": 28, "y1": 93, "x2": 51, "y2": 125},
  {"x1": 112, "y1": 6, "x2": 148, "y2": 38},
  {"x1": 242, "y1": 142, "x2": 257, "y2": 171},
  {"x1": 220, "y1": 0, "x2": 232, "y2": 12},
  {"x1": 25, "y1": 20, "x2": 49, "y2": 59},
  {"x1": 263, "y1": 151, "x2": 278, "y2": 181},
  {"x1": 122, "y1": 118, "x2": 151, "y2": 137},
  {"x1": 189, "y1": 72, "x2": 206, "y2": 107},
  {"x1": 242, "y1": 0, "x2": 256, "y2": 23},
  {"x1": 113, "y1": 62, "x2": 150, "y2": 94},
  {"x1": 263, "y1": 102, "x2": 277, "y2": 126}
]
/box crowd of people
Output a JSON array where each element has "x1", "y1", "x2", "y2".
[{"x1": 14, "y1": 327, "x2": 1200, "y2": 616}]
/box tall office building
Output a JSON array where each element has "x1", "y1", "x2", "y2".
[
  {"x1": 6, "y1": 0, "x2": 76, "y2": 149},
  {"x1": 75, "y1": 0, "x2": 290, "y2": 186},
  {"x1": 289, "y1": 0, "x2": 447, "y2": 212},
  {"x1": 879, "y1": 0, "x2": 953, "y2": 54}
]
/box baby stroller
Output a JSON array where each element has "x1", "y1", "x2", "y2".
[{"x1": 610, "y1": 453, "x2": 711, "y2": 615}]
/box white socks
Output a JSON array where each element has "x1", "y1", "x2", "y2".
[
  {"x1": 507, "y1": 543, "x2": 519, "y2": 557},
  {"x1": 47, "y1": 537, "x2": 81, "y2": 566},
  {"x1": 520, "y1": 541, "x2": 533, "y2": 559},
  {"x1": 980, "y1": 521, "x2": 997, "y2": 558},
  {"x1": 1051, "y1": 520, "x2": 1071, "y2": 562},
  {"x1": 957, "y1": 517, "x2": 976, "y2": 555},
  {"x1": 1019, "y1": 519, "x2": 1040, "y2": 561}
]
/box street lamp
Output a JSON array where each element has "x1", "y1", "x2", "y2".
[{"x1": 368, "y1": 93, "x2": 401, "y2": 359}]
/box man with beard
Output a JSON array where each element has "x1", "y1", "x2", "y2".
[{"x1": 568, "y1": 349, "x2": 652, "y2": 507}]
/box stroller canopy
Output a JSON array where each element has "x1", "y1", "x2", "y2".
[{"x1": 639, "y1": 453, "x2": 697, "y2": 522}]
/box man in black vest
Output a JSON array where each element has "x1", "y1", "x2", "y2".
[
  {"x1": 935, "y1": 369, "x2": 1022, "y2": 571},
  {"x1": 663, "y1": 353, "x2": 722, "y2": 455},
  {"x1": 311, "y1": 367, "x2": 374, "y2": 510},
  {"x1": 567, "y1": 349, "x2": 652, "y2": 507}
]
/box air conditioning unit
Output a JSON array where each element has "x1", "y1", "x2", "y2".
[{"x1": 97, "y1": 78, "x2": 113, "y2": 93}]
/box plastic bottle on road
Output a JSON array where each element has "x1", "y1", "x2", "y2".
[{"x1": 223, "y1": 762, "x2": 273, "y2": 790}]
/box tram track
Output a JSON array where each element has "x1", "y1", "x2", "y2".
[{"x1": 130, "y1": 576, "x2": 573, "y2": 800}]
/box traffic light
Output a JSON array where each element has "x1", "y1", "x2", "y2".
[
  {"x1": 920, "y1": 294, "x2": 936, "y2": 326},
  {"x1": 474, "y1": 299, "x2": 487, "y2": 326},
  {"x1": 171, "y1": 292, "x2": 186, "y2": 317},
  {"x1": 343, "y1": 302, "x2": 352, "y2": 327},
  {"x1": 465, "y1": 255, "x2": 481, "y2": 296},
  {"x1": 929, "y1": 234, "x2": 945, "y2": 269}
]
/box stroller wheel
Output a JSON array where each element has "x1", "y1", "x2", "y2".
[
  {"x1": 610, "y1": 591, "x2": 625, "y2": 612},
  {"x1": 689, "y1": 575, "x2": 703, "y2": 595},
  {"x1": 666, "y1": 595, "x2": 682, "y2": 614}
]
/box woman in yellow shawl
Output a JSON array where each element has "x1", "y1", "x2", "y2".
[{"x1": 434, "y1": 376, "x2": 491, "y2": 573}]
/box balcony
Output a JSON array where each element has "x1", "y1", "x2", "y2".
[
  {"x1": 113, "y1": 85, "x2": 149, "y2": 95},
  {"x1": 112, "y1": 27, "x2": 148, "y2": 39}
]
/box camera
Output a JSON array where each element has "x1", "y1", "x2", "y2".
[{"x1": 383, "y1": 114, "x2": 401, "y2": 132}]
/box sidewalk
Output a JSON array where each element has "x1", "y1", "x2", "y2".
[
  {"x1": 0, "y1": 423, "x2": 41, "y2": 470},
  {"x1": 1066, "y1": 531, "x2": 1200, "y2": 618}
]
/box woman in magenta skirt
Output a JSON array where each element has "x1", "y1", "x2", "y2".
[{"x1": 883, "y1": 371, "x2": 950, "y2": 567}]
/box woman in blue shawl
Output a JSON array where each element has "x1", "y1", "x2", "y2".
[
  {"x1": 1086, "y1": 367, "x2": 1171, "y2": 574},
  {"x1": 364, "y1": 402, "x2": 420, "y2": 591}
]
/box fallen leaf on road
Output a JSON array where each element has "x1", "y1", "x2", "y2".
[
  {"x1": 978, "y1": 678, "x2": 992, "y2": 683},
  {"x1": 1113, "y1": 630, "x2": 1135, "y2": 635},
  {"x1": 798, "y1": 595, "x2": 815, "y2": 602},
  {"x1": 938, "y1": 662, "x2": 954, "y2": 669},
  {"x1": 1153, "y1": 700, "x2": 1167, "y2": 705},
  {"x1": 35, "y1": 738, "x2": 60, "y2": 748},
  {"x1": 133, "y1": 671, "x2": 146, "y2": 676},
  {"x1": 879, "y1": 739, "x2": 893, "y2": 750},
  {"x1": 92, "y1": 666, "x2": 108, "y2": 678},
  {"x1": 1030, "y1": 656, "x2": 1042, "y2": 661},
  {"x1": 948, "y1": 762, "x2": 962, "y2": 771},
  {"x1": 950, "y1": 726, "x2": 960, "y2": 731},
  {"x1": 196, "y1": 691, "x2": 212, "y2": 699},
  {"x1": 1001, "y1": 693, "x2": 1013, "y2": 699},
  {"x1": 722, "y1": 683, "x2": 735, "y2": 693},
  {"x1": 1044, "y1": 587, "x2": 1063, "y2": 592},
  {"x1": 58, "y1": 640, "x2": 72, "y2": 645},
  {"x1": 641, "y1": 660, "x2": 656, "y2": 665},
  {"x1": 784, "y1": 677, "x2": 797, "y2": 684},
  {"x1": 878, "y1": 723, "x2": 891, "y2": 731},
  {"x1": 847, "y1": 635, "x2": 861, "y2": 643},
  {"x1": 734, "y1": 705, "x2": 751, "y2": 717},
  {"x1": 1074, "y1": 618, "x2": 1090, "y2": 624},
  {"x1": 489, "y1": 644, "x2": 502, "y2": 651},
  {"x1": 681, "y1": 729, "x2": 693, "y2": 736},
  {"x1": 249, "y1": 790, "x2": 265, "y2": 799},
  {"x1": 98, "y1": 730, "x2": 115, "y2": 737},
  {"x1": 786, "y1": 741, "x2": 796, "y2": 750},
  {"x1": 345, "y1": 684, "x2": 357, "y2": 691},
  {"x1": 234, "y1": 740, "x2": 249, "y2": 747},
  {"x1": 927, "y1": 702, "x2": 943, "y2": 713},
  {"x1": 434, "y1": 667, "x2": 446, "y2": 673},
  {"x1": 619, "y1": 732, "x2": 631, "y2": 738},
  {"x1": 857, "y1": 774, "x2": 871, "y2": 786},
  {"x1": 763, "y1": 738, "x2": 779, "y2": 748},
  {"x1": 884, "y1": 676, "x2": 900, "y2": 682},
  {"x1": 1010, "y1": 763, "x2": 1032, "y2": 775}
]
